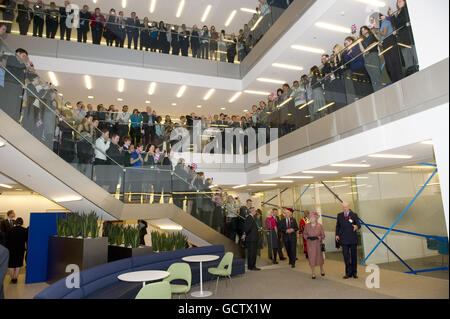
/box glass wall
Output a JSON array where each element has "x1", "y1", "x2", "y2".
[{"x1": 260, "y1": 162, "x2": 448, "y2": 278}]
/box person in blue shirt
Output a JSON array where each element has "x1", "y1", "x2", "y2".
[
  {"x1": 343, "y1": 36, "x2": 373, "y2": 101},
  {"x1": 375, "y1": 13, "x2": 404, "y2": 83},
  {"x1": 129, "y1": 109, "x2": 143, "y2": 146}
]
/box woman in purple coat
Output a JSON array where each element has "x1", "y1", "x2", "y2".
[{"x1": 303, "y1": 211, "x2": 325, "y2": 279}]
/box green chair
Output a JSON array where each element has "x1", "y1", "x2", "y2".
[
  {"x1": 207, "y1": 252, "x2": 233, "y2": 294},
  {"x1": 135, "y1": 281, "x2": 171, "y2": 299},
  {"x1": 163, "y1": 262, "x2": 192, "y2": 299}
]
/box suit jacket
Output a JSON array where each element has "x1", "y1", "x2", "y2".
[
  {"x1": 106, "y1": 143, "x2": 123, "y2": 165},
  {"x1": 335, "y1": 210, "x2": 361, "y2": 245},
  {"x1": 243, "y1": 215, "x2": 258, "y2": 242},
  {"x1": 0, "y1": 219, "x2": 14, "y2": 234},
  {"x1": 17, "y1": 4, "x2": 34, "y2": 23},
  {"x1": 280, "y1": 217, "x2": 298, "y2": 241},
  {"x1": 0, "y1": 244, "x2": 8, "y2": 298}
]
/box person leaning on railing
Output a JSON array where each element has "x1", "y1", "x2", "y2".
[
  {"x1": 45, "y1": 2, "x2": 59, "y2": 39},
  {"x1": 16, "y1": 0, "x2": 32, "y2": 36},
  {"x1": 32, "y1": 0, "x2": 44, "y2": 37},
  {"x1": 77, "y1": 4, "x2": 90, "y2": 43},
  {"x1": 1, "y1": 0, "x2": 15, "y2": 33}
]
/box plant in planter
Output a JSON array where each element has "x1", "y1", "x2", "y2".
[
  {"x1": 88, "y1": 212, "x2": 100, "y2": 238},
  {"x1": 123, "y1": 226, "x2": 140, "y2": 248},
  {"x1": 107, "y1": 224, "x2": 124, "y2": 246},
  {"x1": 151, "y1": 231, "x2": 160, "y2": 252}
]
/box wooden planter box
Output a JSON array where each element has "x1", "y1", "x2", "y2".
[
  {"x1": 46, "y1": 236, "x2": 108, "y2": 283},
  {"x1": 107, "y1": 245, "x2": 153, "y2": 262}
]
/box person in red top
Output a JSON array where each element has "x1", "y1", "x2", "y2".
[
  {"x1": 299, "y1": 210, "x2": 309, "y2": 259},
  {"x1": 90, "y1": 7, "x2": 105, "y2": 45}
]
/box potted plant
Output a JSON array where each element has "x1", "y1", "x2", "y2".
[
  {"x1": 151, "y1": 231, "x2": 188, "y2": 252},
  {"x1": 107, "y1": 224, "x2": 153, "y2": 262},
  {"x1": 47, "y1": 211, "x2": 108, "y2": 283}
]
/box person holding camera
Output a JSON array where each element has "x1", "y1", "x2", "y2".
[
  {"x1": 303, "y1": 211, "x2": 325, "y2": 279},
  {"x1": 335, "y1": 202, "x2": 361, "y2": 279}
]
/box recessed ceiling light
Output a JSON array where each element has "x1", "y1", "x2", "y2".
[
  {"x1": 244, "y1": 90, "x2": 271, "y2": 95},
  {"x1": 88, "y1": 96, "x2": 94, "y2": 99},
  {"x1": 302, "y1": 170, "x2": 339, "y2": 174},
  {"x1": 117, "y1": 79, "x2": 125, "y2": 93},
  {"x1": 263, "y1": 180, "x2": 293, "y2": 183},
  {"x1": 84, "y1": 75, "x2": 92, "y2": 90},
  {"x1": 315, "y1": 22, "x2": 351, "y2": 33},
  {"x1": 220, "y1": 107, "x2": 226, "y2": 110},
  {"x1": 201, "y1": 4, "x2": 212, "y2": 22},
  {"x1": 121, "y1": 0, "x2": 127, "y2": 9},
  {"x1": 342, "y1": 176, "x2": 369, "y2": 179},
  {"x1": 176, "y1": 0, "x2": 185, "y2": 18},
  {"x1": 368, "y1": 154, "x2": 413, "y2": 159},
  {"x1": 176, "y1": 85, "x2": 187, "y2": 98},
  {"x1": 48, "y1": 71, "x2": 59, "y2": 86},
  {"x1": 248, "y1": 184, "x2": 277, "y2": 187},
  {"x1": 196, "y1": 105, "x2": 202, "y2": 108},
  {"x1": 148, "y1": 82, "x2": 157, "y2": 95},
  {"x1": 203, "y1": 88, "x2": 215, "y2": 100},
  {"x1": 272, "y1": 63, "x2": 304, "y2": 71},
  {"x1": 160, "y1": 225, "x2": 183, "y2": 230},
  {"x1": 240, "y1": 8, "x2": 257, "y2": 14},
  {"x1": 368, "y1": 172, "x2": 399, "y2": 175},
  {"x1": 243, "y1": 109, "x2": 248, "y2": 112},
  {"x1": 117, "y1": 98, "x2": 123, "y2": 102},
  {"x1": 15, "y1": 188, "x2": 23, "y2": 191},
  {"x1": 291, "y1": 45, "x2": 325, "y2": 54},
  {"x1": 53, "y1": 196, "x2": 83, "y2": 203},
  {"x1": 225, "y1": 10, "x2": 237, "y2": 27},
  {"x1": 331, "y1": 163, "x2": 371, "y2": 168},
  {"x1": 0, "y1": 184, "x2": 13, "y2": 189},
  {"x1": 150, "y1": 0, "x2": 156, "y2": 13},
  {"x1": 145, "y1": 100, "x2": 151, "y2": 104},
  {"x1": 355, "y1": 0, "x2": 386, "y2": 7},
  {"x1": 171, "y1": 103, "x2": 177, "y2": 106},
  {"x1": 281, "y1": 176, "x2": 314, "y2": 179},
  {"x1": 232, "y1": 184, "x2": 247, "y2": 189},
  {"x1": 58, "y1": 93, "x2": 63, "y2": 96},
  {"x1": 322, "y1": 180, "x2": 348, "y2": 183},
  {"x1": 228, "y1": 91, "x2": 242, "y2": 103},
  {"x1": 257, "y1": 78, "x2": 286, "y2": 84},
  {"x1": 403, "y1": 165, "x2": 435, "y2": 169}
]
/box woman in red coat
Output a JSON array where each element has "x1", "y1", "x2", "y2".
[{"x1": 299, "y1": 210, "x2": 309, "y2": 259}]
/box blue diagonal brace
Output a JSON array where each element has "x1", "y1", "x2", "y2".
[
  {"x1": 321, "y1": 181, "x2": 414, "y2": 272},
  {"x1": 361, "y1": 169, "x2": 438, "y2": 265},
  {"x1": 292, "y1": 184, "x2": 311, "y2": 209},
  {"x1": 261, "y1": 188, "x2": 288, "y2": 207}
]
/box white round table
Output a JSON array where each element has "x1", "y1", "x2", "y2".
[
  {"x1": 118, "y1": 270, "x2": 170, "y2": 287},
  {"x1": 182, "y1": 255, "x2": 219, "y2": 298}
]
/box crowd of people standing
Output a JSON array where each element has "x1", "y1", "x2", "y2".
[{"x1": 0, "y1": 0, "x2": 294, "y2": 63}]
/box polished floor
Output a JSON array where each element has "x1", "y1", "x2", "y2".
[{"x1": 3, "y1": 254, "x2": 448, "y2": 299}]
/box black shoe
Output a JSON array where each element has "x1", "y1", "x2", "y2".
[
  {"x1": 312, "y1": 275, "x2": 316, "y2": 279},
  {"x1": 280, "y1": 257, "x2": 286, "y2": 260},
  {"x1": 11, "y1": 279, "x2": 17, "y2": 284},
  {"x1": 352, "y1": 274, "x2": 358, "y2": 279},
  {"x1": 253, "y1": 267, "x2": 261, "y2": 271},
  {"x1": 321, "y1": 273, "x2": 325, "y2": 276},
  {"x1": 272, "y1": 261, "x2": 278, "y2": 264},
  {"x1": 343, "y1": 275, "x2": 350, "y2": 279},
  {"x1": 291, "y1": 264, "x2": 295, "y2": 268}
]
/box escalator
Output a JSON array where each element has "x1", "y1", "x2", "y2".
[{"x1": 0, "y1": 38, "x2": 243, "y2": 257}]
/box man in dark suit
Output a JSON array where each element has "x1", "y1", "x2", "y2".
[
  {"x1": 16, "y1": 0, "x2": 33, "y2": 36},
  {"x1": 241, "y1": 207, "x2": 260, "y2": 271},
  {"x1": 0, "y1": 210, "x2": 15, "y2": 235},
  {"x1": 273, "y1": 208, "x2": 286, "y2": 261},
  {"x1": 335, "y1": 202, "x2": 361, "y2": 279},
  {"x1": 237, "y1": 199, "x2": 252, "y2": 239},
  {"x1": 126, "y1": 12, "x2": 140, "y2": 50},
  {"x1": 280, "y1": 208, "x2": 298, "y2": 268},
  {"x1": 141, "y1": 106, "x2": 155, "y2": 147}
]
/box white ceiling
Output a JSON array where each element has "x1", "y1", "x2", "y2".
[
  {"x1": 37, "y1": 70, "x2": 259, "y2": 116},
  {"x1": 220, "y1": 141, "x2": 438, "y2": 192},
  {"x1": 33, "y1": 0, "x2": 400, "y2": 117},
  {"x1": 54, "y1": 0, "x2": 258, "y2": 34}
]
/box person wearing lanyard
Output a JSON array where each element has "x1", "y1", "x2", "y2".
[{"x1": 335, "y1": 202, "x2": 361, "y2": 279}]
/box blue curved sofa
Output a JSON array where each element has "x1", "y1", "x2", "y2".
[{"x1": 34, "y1": 245, "x2": 245, "y2": 299}]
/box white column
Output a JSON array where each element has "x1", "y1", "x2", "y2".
[{"x1": 407, "y1": 0, "x2": 449, "y2": 69}]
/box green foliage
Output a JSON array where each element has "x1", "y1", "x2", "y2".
[
  {"x1": 151, "y1": 231, "x2": 187, "y2": 252},
  {"x1": 123, "y1": 225, "x2": 140, "y2": 248},
  {"x1": 56, "y1": 211, "x2": 100, "y2": 239},
  {"x1": 107, "y1": 224, "x2": 124, "y2": 246}
]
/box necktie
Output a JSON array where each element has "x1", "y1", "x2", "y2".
[{"x1": 287, "y1": 218, "x2": 290, "y2": 229}]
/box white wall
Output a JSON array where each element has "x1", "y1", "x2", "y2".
[
  {"x1": 407, "y1": 0, "x2": 450, "y2": 69},
  {"x1": 0, "y1": 193, "x2": 67, "y2": 227}
]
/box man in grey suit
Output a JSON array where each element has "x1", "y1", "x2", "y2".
[{"x1": 0, "y1": 236, "x2": 8, "y2": 299}]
